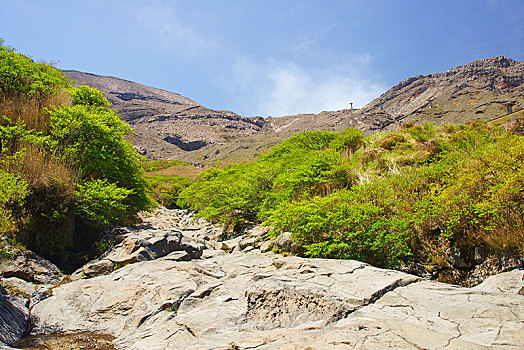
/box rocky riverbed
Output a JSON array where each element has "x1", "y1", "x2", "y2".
[{"x1": 1, "y1": 208, "x2": 523, "y2": 349}]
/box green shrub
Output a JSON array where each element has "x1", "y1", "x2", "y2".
[
  {"x1": 0, "y1": 152, "x2": 28, "y2": 233},
  {"x1": 329, "y1": 128, "x2": 364, "y2": 156},
  {"x1": 0, "y1": 45, "x2": 69, "y2": 100},
  {"x1": 263, "y1": 130, "x2": 336, "y2": 159},
  {"x1": 401, "y1": 121, "x2": 414, "y2": 129},
  {"x1": 179, "y1": 131, "x2": 354, "y2": 231},
  {"x1": 70, "y1": 85, "x2": 111, "y2": 107},
  {"x1": 264, "y1": 187, "x2": 412, "y2": 268},
  {"x1": 0, "y1": 42, "x2": 152, "y2": 259},
  {"x1": 75, "y1": 179, "x2": 134, "y2": 225},
  {"x1": 407, "y1": 123, "x2": 436, "y2": 142},
  {"x1": 147, "y1": 174, "x2": 192, "y2": 208},
  {"x1": 379, "y1": 133, "x2": 406, "y2": 150},
  {"x1": 180, "y1": 120, "x2": 524, "y2": 268},
  {"x1": 45, "y1": 104, "x2": 151, "y2": 218}
]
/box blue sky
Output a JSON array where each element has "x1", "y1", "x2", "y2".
[{"x1": 1, "y1": 0, "x2": 523, "y2": 117}]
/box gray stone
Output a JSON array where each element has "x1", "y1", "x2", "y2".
[
  {"x1": 272, "y1": 231, "x2": 301, "y2": 254},
  {"x1": 145, "y1": 234, "x2": 182, "y2": 258},
  {"x1": 161, "y1": 251, "x2": 191, "y2": 262},
  {"x1": 259, "y1": 241, "x2": 271, "y2": 253},
  {"x1": 201, "y1": 249, "x2": 226, "y2": 259},
  {"x1": 352, "y1": 280, "x2": 524, "y2": 349},
  {"x1": 82, "y1": 260, "x2": 115, "y2": 278},
  {"x1": 243, "y1": 246, "x2": 255, "y2": 253},
  {"x1": 246, "y1": 226, "x2": 269, "y2": 238},
  {"x1": 473, "y1": 269, "x2": 524, "y2": 294},
  {"x1": 31, "y1": 248, "x2": 524, "y2": 349},
  {"x1": 0, "y1": 293, "x2": 29, "y2": 346},
  {"x1": 0, "y1": 278, "x2": 36, "y2": 298},
  {"x1": 238, "y1": 236, "x2": 260, "y2": 250},
  {"x1": 180, "y1": 237, "x2": 204, "y2": 259},
  {"x1": 220, "y1": 236, "x2": 243, "y2": 252},
  {"x1": 106, "y1": 245, "x2": 152, "y2": 266},
  {"x1": 0, "y1": 251, "x2": 61, "y2": 285}
]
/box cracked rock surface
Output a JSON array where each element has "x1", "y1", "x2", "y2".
[{"x1": 29, "y1": 208, "x2": 524, "y2": 349}]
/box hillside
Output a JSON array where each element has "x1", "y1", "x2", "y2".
[
  {"x1": 65, "y1": 56, "x2": 523, "y2": 164},
  {"x1": 64, "y1": 71, "x2": 266, "y2": 160},
  {"x1": 2, "y1": 46, "x2": 524, "y2": 350},
  {"x1": 270, "y1": 56, "x2": 524, "y2": 133}
]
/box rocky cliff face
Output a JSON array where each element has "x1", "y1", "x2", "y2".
[
  {"x1": 357, "y1": 56, "x2": 524, "y2": 130},
  {"x1": 65, "y1": 56, "x2": 523, "y2": 163}
]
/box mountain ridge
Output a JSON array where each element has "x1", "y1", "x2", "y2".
[
  {"x1": 64, "y1": 70, "x2": 266, "y2": 159},
  {"x1": 64, "y1": 56, "x2": 524, "y2": 162}
]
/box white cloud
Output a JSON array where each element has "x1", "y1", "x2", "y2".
[
  {"x1": 131, "y1": 1, "x2": 213, "y2": 56},
  {"x1": 229, "y1": 57, "x2": 386, "y2": 117}
]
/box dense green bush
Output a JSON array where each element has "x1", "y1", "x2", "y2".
[
  {"x1": 45, "y1": 102, "x2": 151, "y2": 218},
  {"x1": 179, "y1": 120, "x2": 524, "y2": 268},
  {"x1": 0, "y1": 43, "x2": 152, "y2": 259},
  {"x1": 75, "y1": 179, "x2": 134, "y2": 225},
  {"x1": 264, "y1": 187, "x2": 412, "y2": 268},
  {"x1": 0, "y1": 152, "x2": 28, "y2": 233},
  {"x1": 329, "y1": 127, "x2": 364, "y2": 154},
  {"x1": 0, "y1": 44, "x2": 70, "y2": 100},
  {"x1": 179, "y1": 130, "x2": 356, "y2": 231},
  {"x1": 70, "y1": 85, "x2": 111, "y2": 107},
  {"x1": 146, "y1": 174, "x2": 192, "y2": 209}
]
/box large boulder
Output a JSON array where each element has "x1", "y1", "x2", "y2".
[
  {"x1": 72, "y1": 223, "x2": 204, "y2": 279},
  {"x1": 0, "y1": 291, "x2": 29, "y2": 346},
  {"x1": 472, "y1": 269, "x2": 524, "y2": 294},
  {"x1": 0, "y1": 250, "x2": 61, "y2": 285}
]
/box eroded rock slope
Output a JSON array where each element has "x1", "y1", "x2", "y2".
[
  {"x1": 64, "y1": 70, "x2": 266, "y2": 160},
  {"x1": 24, "y1": 208, "x2": 524, "y2": 350}
]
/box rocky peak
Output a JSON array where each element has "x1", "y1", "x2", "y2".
[
  {"x1": 350, "y1": 56, "x2": 524, "y2": 129},
  {"x1": 459, "y1": 55, "x2": 517, "y2": 69}
]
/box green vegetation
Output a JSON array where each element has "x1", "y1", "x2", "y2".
[
  {"x1": 146, "y1": 174, "x2": 192, "y2": 208},
  {"x1": 0, "y1": 42, "x2": 152, "y2": 261},
  {"x1": 1, "y1": 39, "x2": 523, "y2": 275},
  {"x1": 141, "y1": 159, "x2": 198, "y2": 208},
  {"x1": 179, "y1": 119, "x2": 524, "y2": 268},
  {"x1": 141, "y1": 159, "x2": 188, "y2": 172}
]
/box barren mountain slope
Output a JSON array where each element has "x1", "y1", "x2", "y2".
[
  {"x1": 270, "y1": 56, "x2": 523, "y2": 135},
  {"x1": 64, "y1": 70, "x2": 266, "y2": 159},
  {"x1": 64, "y1": 56, "x2": 523, "y2": 163}
]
